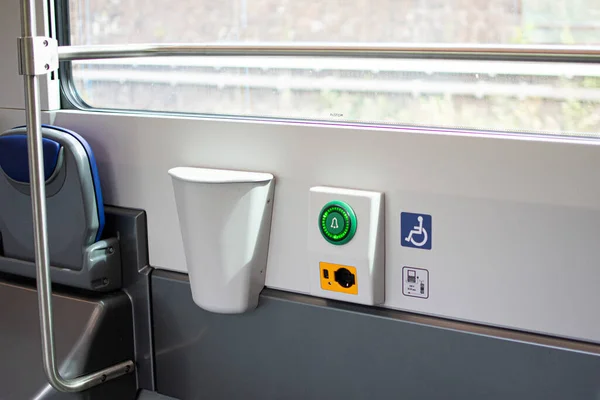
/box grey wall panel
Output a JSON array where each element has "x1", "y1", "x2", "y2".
[
  {"x1": 152, "y1": 271, "x2": 600, "y2": 400},
  {"x1": 137, "y1": 390, "x2": 178, "y2": 400}
]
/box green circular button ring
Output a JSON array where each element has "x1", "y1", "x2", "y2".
[{"x1": 319, "y1": 200, "x2": 357, "y2": 245}]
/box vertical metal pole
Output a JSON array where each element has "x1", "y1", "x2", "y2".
[
  {"x1": 20, "y1": 0, "x2": 58, "y2": 388},
  {"x1": 20, "y1": 0, "x2": 134, "y2": 392}
]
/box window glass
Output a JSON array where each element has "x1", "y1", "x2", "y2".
[
  {"x1": 69, "y1": 0, "x2": 600, "y2": 45},
  {"x1": 67, "y1": 0, "x2": 600, "y2": 136}
]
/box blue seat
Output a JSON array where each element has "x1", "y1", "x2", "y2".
[{"x1": 0, "y1": 125, "x2": 105, "y2": 270}]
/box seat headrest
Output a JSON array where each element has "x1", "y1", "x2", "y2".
[
  {"x1": 0, "y1": 124, "x2": 105, "y2": 243},
  {"x1": 0, "y1": 135, "x2": 62, "y2": 183}
]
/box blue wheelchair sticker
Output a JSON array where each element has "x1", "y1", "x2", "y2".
[{"x1": 401, "y1": 212, "x2": 432, "y2": 250}]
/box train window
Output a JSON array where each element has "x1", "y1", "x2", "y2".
[{"x1": 65, "y1": 0, "x2": 600, "y2": 137}]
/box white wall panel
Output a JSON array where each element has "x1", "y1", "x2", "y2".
[
  {"x1": 1, "y1": 94, "x2": 599, "y2": 342},
  {"x1": 14, "y1": 108, "x2": 595, "y2": 342}
]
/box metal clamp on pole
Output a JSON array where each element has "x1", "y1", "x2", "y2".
[
  {"x1": 19, "y1": 0, "x2": 134, "y2": 393},
  {"x1": 17, "y1": 36, "x2": 58, "y2": 76}
]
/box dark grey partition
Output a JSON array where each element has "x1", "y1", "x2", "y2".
[
  {"x1": 152, "y1": 271, "x2": 600, "y2": 400},
  {"x1": 104, "y1": 206, "x2": 154, "y2": 391},
  {"x1": 0, "y1": 279, "x2": 136, "y2": 399}
]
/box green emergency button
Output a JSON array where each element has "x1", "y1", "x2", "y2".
[{"x1": 319, "y1": 200, "x2": 357, "y2": 245}]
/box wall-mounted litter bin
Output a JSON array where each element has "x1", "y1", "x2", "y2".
[{"x1": 169, "y1": 167, "x2": 275, "y2": 314}]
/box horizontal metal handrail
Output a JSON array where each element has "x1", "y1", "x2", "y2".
[
  {"x1": 58, "y1": 43, "x2": 600, "y2": 63},
  {"x1": 72, "y1": 56, "x2": 600, "y2": 77}
]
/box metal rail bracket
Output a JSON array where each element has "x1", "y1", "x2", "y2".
[{"x1": 18, "y1": 36, "x2": 58, "y2": 76}]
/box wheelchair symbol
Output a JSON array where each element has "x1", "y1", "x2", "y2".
[
  {"x1": 404, "y1": 216, "x2": 428, "y2": 247},
  {"x1": 401, "y1": 212, "x2": 432, "y2": 250}
]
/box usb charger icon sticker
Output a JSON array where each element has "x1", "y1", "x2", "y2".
[{"x1": 402, "y1": 267, "x2": 429, "y2": 299}]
